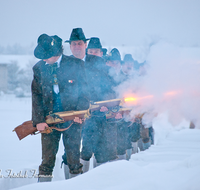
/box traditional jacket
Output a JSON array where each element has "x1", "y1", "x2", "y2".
[
  {"x1": 31, "y1": 54, "x2": 89, "y2": 127},
  {"x1": 84, "y1": 54, "x2": 116, "y2": 102}
]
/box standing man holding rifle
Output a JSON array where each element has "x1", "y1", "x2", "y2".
[
  {"x1": 32, "y1": 33, "x2": 89, "y2": 182},
  {"x1": 81, "y1": 37, "x2": 119, "y2": 170},
  {"x1": 63, "y1": 29, "x2": 120, "y2": 175}
]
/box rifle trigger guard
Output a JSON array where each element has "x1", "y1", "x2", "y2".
[
  {"x1": 111, "y1": 106, "x2": 121, "y2": 113},
  {"x1": 34, "y1": 127, "x2": 53, "y2": 135}
]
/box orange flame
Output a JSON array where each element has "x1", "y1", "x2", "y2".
[
  {"x1": 124, "y1": 97, "x2": 137, "y2": 102},
  {"x1": 124, "y1": 95, "x2": 154, "y2": 103}
]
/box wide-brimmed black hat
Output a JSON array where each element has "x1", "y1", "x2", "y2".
[
  {"x1": 107, "y1": 48, "x2": 121, "y2": 61},
  {"x1": 87, "y1": 37, "x2": 102, "y2": 49},
  {"x1": 34, "y1": 34, "x2": 62, "y2": 59},
  {"x1": 123, "y1": 54, "x2": 134, "y2": 62},
  {"x1": 65, "y1": 28, "x2": 89, "y2": 43}
]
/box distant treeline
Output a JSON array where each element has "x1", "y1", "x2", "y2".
[{"x1": 7, "y1": 60, "x2": 35, "y2": 96}]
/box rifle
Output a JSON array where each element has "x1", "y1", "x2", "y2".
[
  {"x1": 13, "y1": 98, "x2": 132, "y2": 140},
  {"x1": 13, "y1": 109, "x2": 90, "y2": 140}
]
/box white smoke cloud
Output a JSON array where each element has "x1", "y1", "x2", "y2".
[{"x1": 115, "y1": 41, "x2": 200, "y2": 128}]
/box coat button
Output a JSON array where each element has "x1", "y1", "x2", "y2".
[
  {"x1": 50, "y1": 91, "x2": 52, "y2": 93},
  {"x1": 50, "y1": 101, "x2": 52, "y2": 104}
]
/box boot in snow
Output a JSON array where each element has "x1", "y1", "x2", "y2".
[
  {"x1": 63, "y1": 164, "x2": 70, "y2": 179},
  {"x1": 38, "y1": 176, "x2": 52, "y2": 182},
  {"x1": 117, "y1": 154, "x2": 126, "y2": 160},
  {"x1": 142, "y1": 141, "x2": 151, "y2": 150},
  {"x1": 80, "y1": 158, "x2": 90, "y2": 173},
  {"x1": 93, "y1": 155, "x2": 97, "y2": 168},
  {"x1": 126, "y1": 148, "x2": 132, "y2": 160},
  {"x1": 131, "y1": 141, "x2": 138, "y2": 154}
]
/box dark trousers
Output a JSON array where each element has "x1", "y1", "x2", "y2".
[
  {"x1": 39, "y1": 122, "x2": 82, "y2": 176},
  {"x1": 149, "y1": 126, "x2": 154, "y2": 145},
  {"x1": 116, "y1": 121, "x2": 132, "y2": 155},
  {"x1": 129, "y1": 122, "x2": 141, "y2": 142},
  {"x1": 81, "y1": 117, "x2": 118, "y2": 163},
  {"x1": 140, "y1": 125, "x2": 150, "y2": 143}
]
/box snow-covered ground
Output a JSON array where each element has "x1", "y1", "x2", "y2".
[
  {"x1": 0, "y1": 94, "x2": 200, "y2": 190},
  {"x1": 0, "y1": 43, "x2": 200, "y2": 189}
]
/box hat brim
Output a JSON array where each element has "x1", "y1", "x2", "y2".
[
  {"x1": 34, "y1": 45, "x2": 56, "y2": 59},
  {"x1": 64, "y1": 38, "x2": 90, "y2": 43}
]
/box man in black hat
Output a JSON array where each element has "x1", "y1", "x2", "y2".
[
  {"x1": 105, "y1": 48, "x2": 133, "y2": 160},
  {"x1": 61, "y1": 28, "x2": 89, "y2": 178},
  {"x1": 81, "y1": 38, "x2": 124, "y2": 171},
  {"x1": 80, "y1": 45, "x2": 123, "y2": 172},
  {"x1": 32, "y1": 33, "x2": 89, "y2": 182},
  {"x1": 65, "y1": 28, "x2": 89, "y2": 60},
  {"x1": 121, "y1": 54, "x2": 135, "y2": 75},
  {"x1": 106, "y1": 48, "x2": 122, "y2": 79},
  {"x1": 87, "y1": 37, "x2": 103, "y2": 57},
  {"x1": 63, "y1": 30, "x2": 120, "y2": 173},
  {"x1": 122, "y1": 53, "x2": 147, "y2": 76}
]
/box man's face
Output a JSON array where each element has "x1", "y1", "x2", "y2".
[
  {"x1": 87, "y1": 48, "x2": 103, "y2": 57},
  {"x1": 106, "y1": 60, "x2": 121, "y2": 73},
  {"x1": 70, "y1": 40, "x2": 87, "y2": 59},
  {"x1": 43, "y1": 56, "x2": 60, "y2": 64},
  {"x1": 106, "y1": 60, "x2": 121, "y2": 68},
  {"x1": 122, "y1": 61, "x2": 133, "y2": 74}
]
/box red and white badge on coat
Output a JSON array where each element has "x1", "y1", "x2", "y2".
[{"x1": 68, "y1": 80, "x2": 73, "y2": 83}]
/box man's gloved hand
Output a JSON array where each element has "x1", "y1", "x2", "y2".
[{"x1": 100, "y1": 106, "x2": 108, "y2": 112}]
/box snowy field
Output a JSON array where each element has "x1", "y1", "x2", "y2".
[
  {"x1": 1, "y1": 43, "x2": 200, "y2": 190},
  {"x1": 0, "y1": 94, "x2": 200, "y2": 190}
]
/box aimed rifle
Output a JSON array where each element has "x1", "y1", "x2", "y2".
[
  {"x1": 13, "y1": 109, "x2": 90, "y2": 140},
  {"x1": 13, "y1": 98, "x2": 132, "y2": 140}
]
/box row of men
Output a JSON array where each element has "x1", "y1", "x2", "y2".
[{"x1": 32, "y1": 28, "x2": 154, "y2": 182}]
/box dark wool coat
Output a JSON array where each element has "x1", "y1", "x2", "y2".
[
  {"x1": 84, "y1": 54, "x2": 116, "y2": 102},
  {"x1": 81, "y1": 55, "x2": 119, "y2": 163},
  {"x1": 31, "y1": 54, "x2": 90, "y2": 127}
]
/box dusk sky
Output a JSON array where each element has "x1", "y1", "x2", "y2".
[{"x1": 0, "y1": 0, "x2": 200, "y2": 48}]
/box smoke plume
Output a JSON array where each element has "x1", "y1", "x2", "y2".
[{"x1": 115, "y1": 41, "x2": 200, "y2": 128}]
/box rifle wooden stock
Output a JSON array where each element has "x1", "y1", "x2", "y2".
[
  {"x1": 13, "y1": 121, "x2": 37, "y2": 140},
  {"x1": 13, "y1": 98, "x2": 127, "y2": 140},
  {"x1": 13, "y1": 109, "x2": 90, "y2": 140}
]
